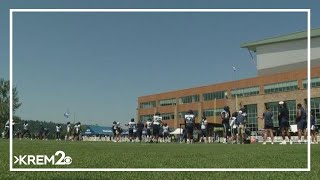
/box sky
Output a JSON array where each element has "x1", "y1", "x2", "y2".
[{"x1": 0, "y1": 0, "x2": 319, "y2": 126}]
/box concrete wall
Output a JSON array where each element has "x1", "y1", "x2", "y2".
[{"x1": 256, "y1": 37, "x2": 320, "y2": 75}]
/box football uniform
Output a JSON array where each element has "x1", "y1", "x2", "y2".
[
  {"x1": 184, "y1": 114, "x2": 195, "y2": 135},
  {"x1": 163, "y1": 125, "x2": 169, "y2": 137},
  {"x1": 200, "y1": 119, "x2": 208, "y2": 137},
  {"x1": 153, "y1": 115, "x2": 162, "y2": 136},
  {"x1": 146, "y1": 121, "x2": 152, "y2": 136},
  {"x1": 128, "y1": 121, "x2": 136, "y2": 137}
]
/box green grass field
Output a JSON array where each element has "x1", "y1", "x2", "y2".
[{"x1": 1, "y1": 139, "x2": 320, "y2": 179}]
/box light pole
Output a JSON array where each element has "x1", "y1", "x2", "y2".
[{"x1": 233, "y1": 66, "x2": 237, "y2": 112}]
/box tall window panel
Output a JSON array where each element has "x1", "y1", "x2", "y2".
[
  {"x1": 244, "y1": 104, "x2": 258, "y2": 132},
  {"x1": 203, "y1": 91, "x2": 226, "y2": 101},
  {"x1": 140, "y1": 101, "x2": 156, "y2": 109},
  {"x1": 179, "y1": 95, "x2": 200, "y2": 104}
]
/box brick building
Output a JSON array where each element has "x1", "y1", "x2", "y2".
[{"x1": 137, "y1": 28, "x2": 320, "y2": 133}]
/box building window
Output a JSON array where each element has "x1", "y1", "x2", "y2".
[
  {"x1": 161, "y1": 113, "x2": 175, "y2": 120},
  {"x1": 265, "y1": 100, "x2": 296, "y2": 127},
  {"x1": 203, "y1": 91, "x2": 226, "y2": 101},
  {"x1": 158, "y1": 98, "x2": 177, "y2": 106},
  {"x1": 264, "y1": 81, "x2": 298, "y2": 94},
  {"x1": 140, "y1": 115, "x2": 153, "y2": 122},
  {"x1": 308, "y1": 98, "x2": 320, "y2": 124},
  {"x1": 286, "y1": 100, "x2": 297, "y2": 125},
  {"x1": 203, "y1": 108, "x2": 224, "y2": 117},
  {"x1": 303, "y1": 77, "x2": 320, "y2": 89},
  {"x1": 244, "y1": 104, "x2": 258, "y2": 132},
  {"x1": 140, "y1": 101, "x2": 156, "y2": 109},
  {"x1": 179, "y1": 110, "x2": 198, "y2": 118},
  {"x1": 179, "y1": 95, "x2": 200, "y2": 104},
  {"x1": 231, "y1": 86, "x2": 259, "y2": 98}
]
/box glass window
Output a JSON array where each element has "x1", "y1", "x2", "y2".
[
  {"x1": 203, "y1": 91, "x2": 226, "y2": 101},
  {"x1": 161, "y1": 113, "x2": 175, "y2": 120},
  {"x1": 264, "y1": 81, "x2": 298, "y2": 94},
  {"x1": 303, "y1": 77, "x2": 320, "y2": 89},
  {"x1": 309, "y1": 98, "x2": 320, "y2": 124},
  {"x1": 265, "y1": 100, "x2": 296, "y2": 127},
  {"x1": 203, "y1": 108, "x2": 224, "y2": 117},
  {"x1": 244, "y1": 104, "x2": 258, "y2": 132},
  {"x1": 158, "y1": 98, "x2": 177, "y2": 106},
  {"x1": 140, "y1": 115, "x2": 153, "y2": 122},
  {"x1": 231, "y1": 86, "x2": 259, "y2": 98},
  {"x1": 140, "y1": 101, "x2": 156, "y2": 109},
  {"x1": 179, "y1": 95, "x2": 200, "y2": 104}
]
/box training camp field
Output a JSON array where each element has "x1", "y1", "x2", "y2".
[{"x1": 0, "y1": 139, "x2": 319, "y2": 179}]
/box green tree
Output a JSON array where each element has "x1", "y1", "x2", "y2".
[{"x1": 0, "y1": 78, "x2": 22, "y2": 126}]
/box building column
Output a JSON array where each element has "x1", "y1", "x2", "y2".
[
  {"x1": 174, "y1": 104, "x2": 178, "y2": 128},
  {"x1": 257, "y1": 101, "x2": 265, "y2": 130}
]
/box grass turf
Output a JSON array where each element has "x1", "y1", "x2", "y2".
[{"x1": 0, "y1": 139, "x2": 319, "y2": 179}]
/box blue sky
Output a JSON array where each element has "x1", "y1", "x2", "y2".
[{"x1": 0, "y1": 0, "x2": 319, "y2": 126}]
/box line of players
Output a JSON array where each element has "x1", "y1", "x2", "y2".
[
  {"x1": 111, "y1": 112, "x2": 171, "y2": 143},
  {"x1": 111, "y1": 110, "x2": 205, "y2": 144},
  {"x1": 2, "y1": 120, "x2": 82, "y2": 141},
  {"x1": 222, "y1": 101, "x2": 319, "y2": 145}
]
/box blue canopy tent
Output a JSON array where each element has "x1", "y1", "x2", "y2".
[{"x1": 82, "y1": 125, "x2": 113, "y2": 136}]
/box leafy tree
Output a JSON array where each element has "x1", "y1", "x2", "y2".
[{"x1": 0, "y1": 78, "x2": 22, "y2": 126}]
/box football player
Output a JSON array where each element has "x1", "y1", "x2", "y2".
[
  {"x1": 221, "y1": 106, "x2": 231, "y2": 144},
  {"x1": 145, "y1": 118, "x2": 153, "y2": 142},
  {"x1": 152, "y1": 112, "x2": 162, "y2": 143},
  {"x1": 184, "y1": 110, "x2": 195, "y2": 144},
  {"x1": 200, "y1": 116, "x2": 208, "y2": 143}
]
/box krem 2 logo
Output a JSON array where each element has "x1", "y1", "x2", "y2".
[{"x1": 14, "y1": 151, "x2": 72, "y2": 165}]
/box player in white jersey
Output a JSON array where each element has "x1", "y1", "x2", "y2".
[
  {"x1": 152, "y1": 112, "x2": 162, "y2": 143},
  {"x1": 126, "y1": 118, "x2": 136, "y2": 142},
  {"x1": 114, "y1": 122, "x2": 122, "y2": 142},
  {"x1": 200, "y1": 117, "x2": 208, "y2": 143},
  {"x1": 21, "y1": 121, "x2": 31, "y2": 140},
  {"x1": 73, "y1": 122, "x2": 81, "y2": 141},
  {"x1": 145, "y1": 118, "x2": 153, "y2": 142},
  {"x1": 66, "y1": 122, "x2": 71, "y2": 140},
  {"x1": 162, "y1": 123, "x2": 169, "y2": 143},
  {"x1": 184, "y1": 110, "x2": 195, "y2": 144},
  {"x1": 56, "y1": 124, "x2": 62, "y2": 140},
  {"x1": 230, "y1": 112, "x2": 238, "y2": 144}
]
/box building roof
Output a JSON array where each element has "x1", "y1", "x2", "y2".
[{"x1": 241, "y1": 28, "x2": 320, "y2": 51}]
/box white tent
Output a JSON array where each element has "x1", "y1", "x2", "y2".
[{"x1": 170, "y1": 128, "x2": 183, "y2": 135}]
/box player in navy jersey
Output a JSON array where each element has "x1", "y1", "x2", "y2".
[
  {"x1": 136, "y1": 120, "x2": 144, "y2": 143},
  {"x1": 152, "y1": 112, "x2": 162, "y2": 143},
  {"x1": 310, "y1": 110, "x2": 318, "y2": 144},
  {"x1": 184, "y1": 110, "x2": 195, "y2": 144},
  {"x1": 262, "y1": 107, "x2": 274, "y2": 145},
  {"x1": 296, "y1": 104, "x2": 307, "y2": 144},
  {"x1": 278, "y1": 101, "x2": 292, "y2": 145},
  {"x1": 221, "y1": 106, "x2": 231, "y2": 144}
]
